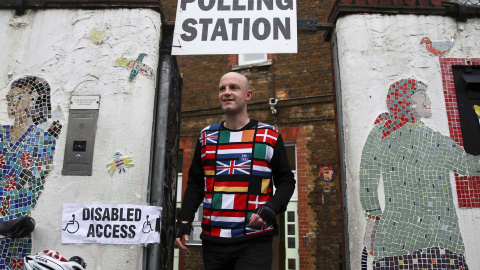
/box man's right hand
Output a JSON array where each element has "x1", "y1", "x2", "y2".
[{"x1": 175, "y1": 221, "x2": 192, "y2": 251}]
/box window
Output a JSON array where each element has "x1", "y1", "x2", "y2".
[
  {"x1": 176, "y1": 150, "x2": 183, "y2": 203},
  {"x1": 238, "y1": 53, "x2": 268, "y2": 66},
  {"x1": 453, "y1": 66, "x2": 480, "y2": 155}
]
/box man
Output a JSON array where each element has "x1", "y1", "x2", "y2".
[{"x1": 175, "y1": 72, "x2": 296, "y2": 269}]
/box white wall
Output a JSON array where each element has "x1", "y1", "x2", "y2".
[
  {"x1": 0, "y1": 8, "x2": 161, "y2": 269},
  {"x1": 335, "y1": 14, "x2": 480, "y2": 269}
]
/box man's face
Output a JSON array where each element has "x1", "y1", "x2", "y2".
[
  {"x1": 6, "y1": 87, "x2": 35, "y2": 119},
  {"x1": 218, "y1": 73, "x2": 252, "y2": 115},
  {"x1": 410, "y1": 87, "x2": 432, "y2": 119}
]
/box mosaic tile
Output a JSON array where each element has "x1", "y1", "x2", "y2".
[
  {"x1": 106, "y1": 151, "x2": 134, "y2": 175},
  {"x1": 421, "y1": 35, "x2": 455, "y2": 57},
  {"x1": 1, "y1": 76, "x2": 61, "y2": 269},
  {"x1": 440, "y1": 58, "x2": 480, "y2": 208},
  {"x1": 88, "y1": 24, "x2": 111, "y2": 45},
  {"x1": 115, "y1": 53, "x2": 155, "y2": 82},
  {"x1": 374, "y1": 247, "x2": 467, "y2": 270},
  {"x1": 360, "y1": 78, "x2": 476, "y2": 269}
]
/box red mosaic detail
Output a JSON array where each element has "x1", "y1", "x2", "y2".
[
  {"x1": 21, "y1": 153, "x2": 33, "y2": 167},
  {"x1": 0, "y1": 198, "x2": 10, "y2": 215},
  {"x1": 5, "y1": 179, "x2": 17, "y2": 192},
  {"x1": 11, "y1": 258, "x2": 23, "y2": 269},
  {"x1": 375, "y1": 79, "x2": 417, "y2": 139},
  {"x1": 441, "y1": 58, "x2": 480, "y2": 207}
]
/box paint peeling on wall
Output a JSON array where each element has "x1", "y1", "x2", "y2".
[
  {"x1": 359, "y1": 78, "x2": 478, "y2": 269},
  {"x1": 0, "y1": 76, "x2": 62, "y2": 269}
]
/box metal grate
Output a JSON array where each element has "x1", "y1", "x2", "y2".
[{"x1": 447, "y1": 0, "x2": 480, "y2": 5}]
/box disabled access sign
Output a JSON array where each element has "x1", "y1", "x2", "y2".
[{"x1": 61, "y1": 204, "x2": 162, "y2": 245}]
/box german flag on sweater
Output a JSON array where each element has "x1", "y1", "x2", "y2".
[{"x1": 179, "y1": 119, "x2": 296, "y2": 243}]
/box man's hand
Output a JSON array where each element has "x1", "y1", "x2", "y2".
[
  {"x1": 175, "y1": 221, "x2": 192, "y2": 251},
  {"x1": 250, "y1": 203, "x2": 277, "y2": 227},
  {"x1": 364, "y1": 215, "x2": 380, "y2": 255}
]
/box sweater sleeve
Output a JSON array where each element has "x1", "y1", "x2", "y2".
[
  {"x1": 177, "y1": 139, "x2": 205, "y2": 223},
  {"x1": 268, "y1": 134, "x2": 296, "y2": 214}
]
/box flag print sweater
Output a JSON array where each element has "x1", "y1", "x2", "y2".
[{"x1": 178, "y1": 119, "x2": 296, "y2": 243}]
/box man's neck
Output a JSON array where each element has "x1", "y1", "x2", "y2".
[{"x1": 224, "y1": 114, "x2": 250, "y2": 130}]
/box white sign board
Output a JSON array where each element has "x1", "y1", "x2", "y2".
[
  {"x1": 70, "y1": 96, "x2": 100, "y2": 110},
  {"x1": 172, "y1": 0, "x2": 297, "y2": 55},
  {"x1": 62, "y1": 204, "x2": 162, "y2": 245}
]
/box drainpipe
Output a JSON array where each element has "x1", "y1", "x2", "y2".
[
  {"x1": 145, "y1": 25, "x2": 177, "y2": 270},
  {"x1": 332, "y1": 31, "x2": 349, "y2": 270}
]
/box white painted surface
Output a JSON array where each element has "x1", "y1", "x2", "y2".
[
  {"x1": 0, "y1": 8, "x2": 161, "y2": 269},
  {"x1": 335, "y1": 14, "x2": 480, "y2": 270}
]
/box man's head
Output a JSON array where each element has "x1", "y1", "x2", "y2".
[
  {"x1": 218, "y1": 72, "x2": 253, "y2": 116},
  {"x1": 7, "y1": 76, "x2": 51, "y2": 125},
  {"x1": 386, "y1": 78, "x2": 432, "y2": 123},
  {"x1": 410, "y1": 81, "x2": 432, "y2": 119}
]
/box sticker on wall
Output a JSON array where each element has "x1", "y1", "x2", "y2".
[
  {"x1": 106, "y1": 151, "x2": 134, "y2": 175},
  {"x1": 62, "y1": 204, "x2": 162, "y2": 244},
  {"x1": 318, "y1": 167, "x2": 333, "y2": 181},
  {"x1": 359, "y1": 78, "x2": 476, "y2": 269},
  {"x1": 115, "y1": 53, "x2": 155, "y2": 82},
  {"x1": 420, "y1": 33, "x2": 455, "y2": 57},
  {"x1": 1, "y1": 76, "x2": 62, "y2": 269},
  {"x1": 88, "y1": 24, "x2": 111, "y2": 45}
]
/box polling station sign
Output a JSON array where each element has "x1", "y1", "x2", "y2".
[
  {"x1": 172, "y1": 0, "x2": 297, "y2": 55},
  {"x1": 62, "y1": 204, "x2": 162, "y2": 245}
]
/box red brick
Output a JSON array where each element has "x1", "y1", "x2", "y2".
[{"x1": 379, "y1": 0, "x2": 392, "y2": 4}]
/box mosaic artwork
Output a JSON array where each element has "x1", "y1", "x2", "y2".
[
  {"x1": 115, "y1": 53, "x2": 155, "y2": 82},
  {"x1": 88, "y1": 24, "x2": 111, "y2": 45},
  {"x1": 106, "y1": 151, "x2": 134, "y2": 175},
  {"x1": 360, "y1": 78, "x2": 479, "y2": 269},
  {"x1": 421, "y1": 34, "x2": 455, "y2": 57},
  {"x1": 0, "y1": 76, "x2": 62, "y2": 269},
  {"x1": 440, "y1": 58, "x2": 480, "y2": 207}
]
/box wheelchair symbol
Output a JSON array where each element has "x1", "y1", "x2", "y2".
[
  {"x1": 142, "y1": 215, "x2": 154, "y2": 233},
  {"x1": 63, "y1": 214, "x2": 79, "y2": 234}
]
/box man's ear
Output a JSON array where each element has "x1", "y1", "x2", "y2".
[{"x1": 246, "y1": 90, "x2": 253, "y2": 101}]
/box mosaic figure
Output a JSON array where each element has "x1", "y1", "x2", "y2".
[
  {"x1": 420, "y1": 34, "x2": 455, "y2": 57},
  {"x1": 0, "y1": 76, "x2": 62, "y2": 269},
  {"x1": 115, "y1": 53, "x2": 155, "y2": 82},
  {"x1": 106, "y1": 151, "x2": 134, "y2": 175},
  {"x1": 360, "y1": 78, "x2": 479, "y2": 269}
]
